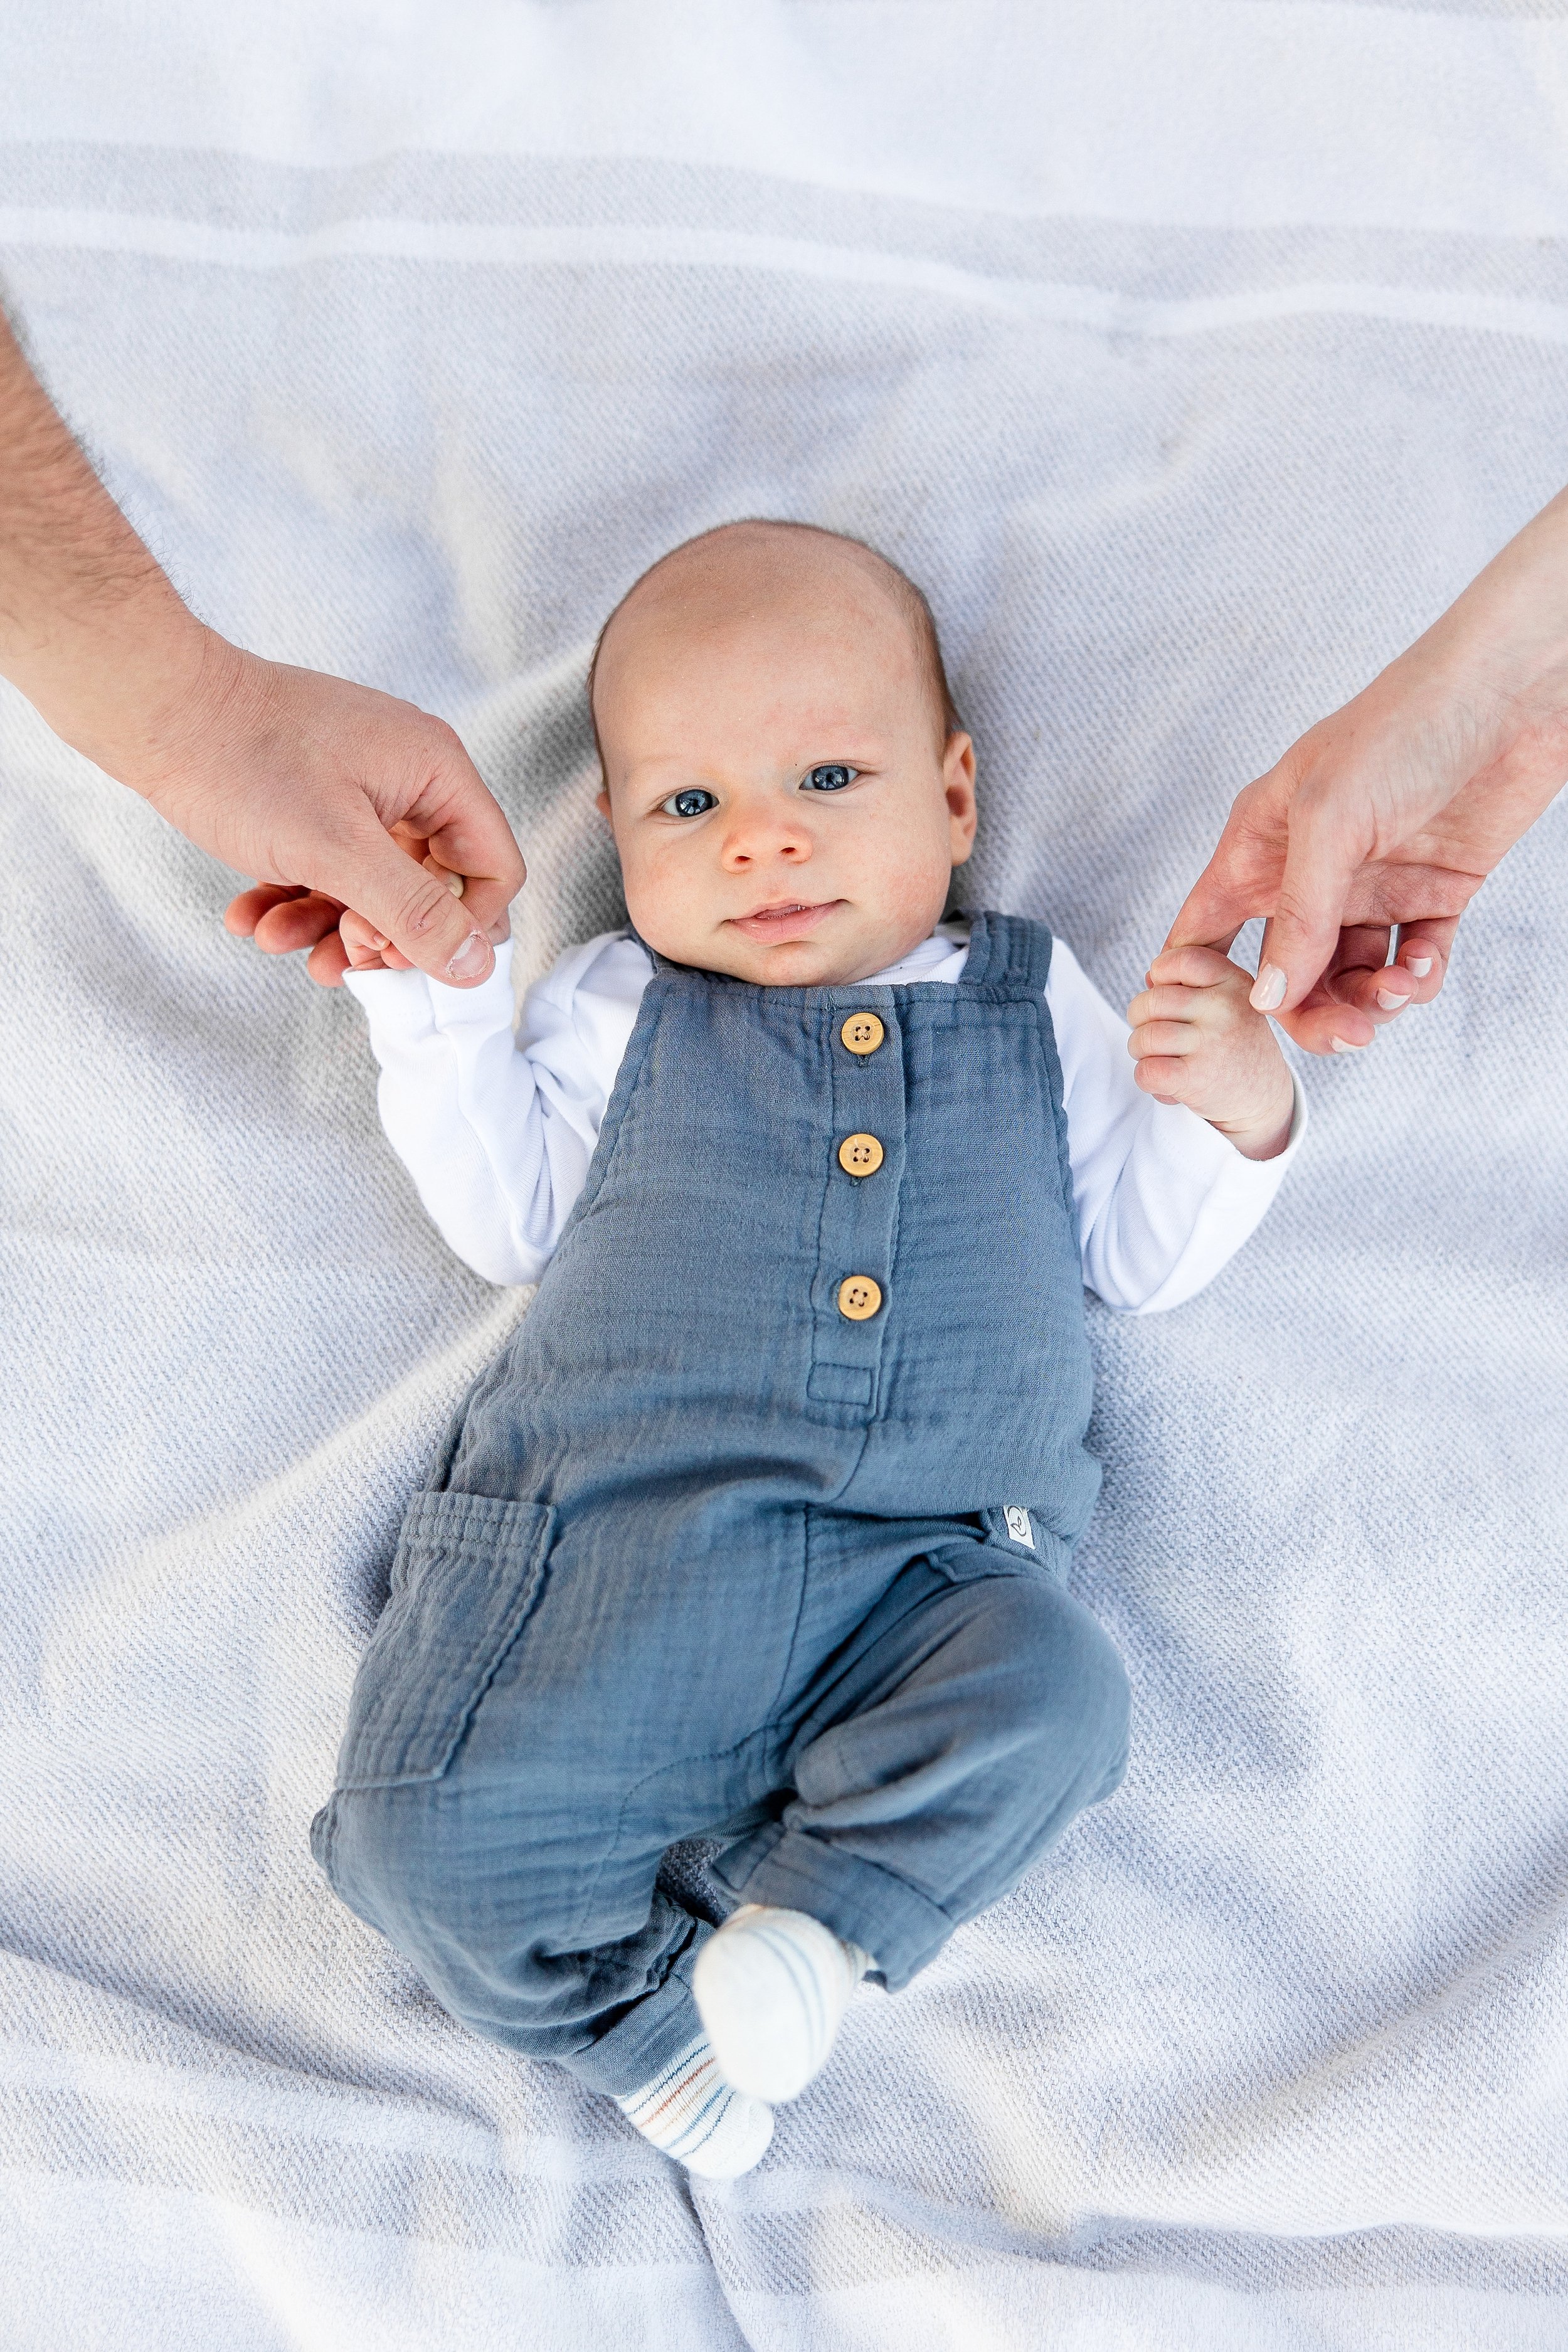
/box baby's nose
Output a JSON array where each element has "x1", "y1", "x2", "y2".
[{"x1": 721, "y1": 817, "x2": 810, "y2": 867}]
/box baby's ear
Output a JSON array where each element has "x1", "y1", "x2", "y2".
[
  {"x1": 595, "y1": 786, "x2": 612, "y2": 821},
  {"x1": 943, "y1": 731, "x2": 977, "y2": 860}
]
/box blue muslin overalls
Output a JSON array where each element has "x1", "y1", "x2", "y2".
[{"x1": 311, "y1": 914, "x2": 1130, "y2": 2092}]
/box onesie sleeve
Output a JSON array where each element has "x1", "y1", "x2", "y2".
[
  {"x1": 1044, "y1": 938, "x2": 1306, "y2": 1313},
  {"x1": 344, "y1": 933, "x2": 647, "y2": 1286}
]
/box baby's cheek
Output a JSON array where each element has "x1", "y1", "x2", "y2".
[
  {"x1": 622, "y1": 856, "x2": 709, "y2": 967},
  {"x1": 874, "y1": 831, "x2": 958, "y2": 930}
]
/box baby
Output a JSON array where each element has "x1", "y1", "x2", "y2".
[{"x1": 308, "y1": 521, "x2": 1301, "y2": 2177}]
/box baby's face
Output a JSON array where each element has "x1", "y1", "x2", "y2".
[{"x1": 593, "y1": 537, "x2": 976, "y2": 986}]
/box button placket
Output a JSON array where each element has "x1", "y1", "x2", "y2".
[{"x1": 807, "y1": 994, "x2": 905, "y2": 1411}]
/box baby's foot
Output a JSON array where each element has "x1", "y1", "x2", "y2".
[
  {"x1": 615, "y1": 2032, "x2": 773, "y2": 2178},
  {"x1": 693, "y1": 1904, "x2": 869, "y2": 2104}
]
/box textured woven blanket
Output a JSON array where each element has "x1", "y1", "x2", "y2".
[{"x1": 3, "y1": 4, "x2": 1567, "y2": 2343}]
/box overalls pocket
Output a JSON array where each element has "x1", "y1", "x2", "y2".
[{"x1": 335, "y1": 1490, "x2": 555, "y2": 1791}]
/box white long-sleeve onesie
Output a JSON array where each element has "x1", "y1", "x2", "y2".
[{"x1": 345, "y1": 921, "x2": 1304, "y2": 1311}]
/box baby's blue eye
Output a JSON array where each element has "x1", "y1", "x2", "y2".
[
  {"x1": 802, "y1": 764, "x2": 858, "y2": 792},
  {"x1": 660, "y1": 788, "x2": 719, "y2": 818}
]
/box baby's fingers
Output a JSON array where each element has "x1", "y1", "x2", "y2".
[
  {"x1": 1128, "y1": 1018, "x2": 1202, "y2": 1062},
  {"x1": 1144, "y1": 945, "x2": 1237, "y2": 992},
  {"x1": 1126, "y1": 981, "x2": 1210, "y2": 1028},
  {"x1": 1131, "y1": 1053, "x2": 1197, "y2": 1105},
  {"x1": 339, "y1": 908, "x2": 391, "y2": 972}
]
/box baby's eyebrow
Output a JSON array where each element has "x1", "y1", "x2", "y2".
[{"x1": 799, "y1": 741, "x2": 887, "y2": 766}]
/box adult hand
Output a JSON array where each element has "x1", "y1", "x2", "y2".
[
  {"x1": 176, "y1": 638, "x2": 524, "y2": 990},
  {"x1": 1166, "y1": 486, "x2": 1568, "y2": 1056},
  {"x1": 335, "y1": 825, "x2": 513, "y2": 976},
  {"x1": 1, "y1": 304, "x2": 523, "y2": 988}
]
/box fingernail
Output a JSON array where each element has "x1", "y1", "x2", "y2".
[
  {"x1": 445, "y1": 930, "x2": 492, "y2": 982},
  {"x1": 1251, "y1": 963, "x2": 1287, "y2": 1012},
  {"x1": 368, "y1": 930, "x2": 389, "y2": 951},
  {"x1": 1331, "y1": 1036, "x2": 1368, "y2": 1054},
  {"x1": 1375, "y1": 988, "x2": 1412, "y2": 1011},
  {"x1": 445, "y1": 872, "x2": 465, "y2": 899},
  {"x1": 1406, "y1": 956, "x2": 1433, "y2": 978}
]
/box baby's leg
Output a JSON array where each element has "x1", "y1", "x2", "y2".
[
  {"x1": 315, "y1": 1771, "x2": 710, "y2": 2083},
  {"x1": 712, "y1": 1558, "x2": 1130, "y2": 1996},
  {"x1": 317, "y1": 1771, "x2": 771, "y2": 2173},
  {"x1": 309, "y1": 1491, "x2": 804, "y2": 2173}
]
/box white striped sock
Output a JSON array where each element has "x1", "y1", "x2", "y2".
[
  {"x1": 614, "y1": 2032, "x2": 774, "y2": 2178},
  {"x1": 693, "y1": 1904, "x2": 870, "y2": 2105}
]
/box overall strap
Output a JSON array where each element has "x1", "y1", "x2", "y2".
[{"x1": 959, "y1": 910, "x2": 1055, "y2": 993}]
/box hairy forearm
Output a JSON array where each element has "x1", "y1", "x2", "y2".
[
  {"x1": 0, "y1": 307, "x2": 211, "y2": 783},
  {"x1": 0, "y1": 304, "x2": 516, "y2": 988}
]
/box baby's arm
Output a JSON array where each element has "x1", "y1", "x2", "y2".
[
  {"x1": 1048, "y1": 940, "x2": 1305, "y2": 1312},
  {"x1": 345, "y1": 936, "x2": 637, "y2": 1285}
]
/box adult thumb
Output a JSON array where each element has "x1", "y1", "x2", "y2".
[
  {"x1": 323, "y1": 824, "x2": 496, "y2": 986},
  {"x1": 1163, "y1": 857, "x2": 1249, "y2": 958},
  {"x1": 1252, "y1": 802, "x2": 1363, "y2": 1012}
]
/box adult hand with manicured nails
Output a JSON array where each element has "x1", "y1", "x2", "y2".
[
  {"x1": 1165, "y1": 485, "x2": 1568, "y2": 1056},
  {"x1": 0, "y1": 305, "x2": 524, "y2": 988}
]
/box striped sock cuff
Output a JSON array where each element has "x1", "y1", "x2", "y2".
[{"x1": 615, "y1": 2034, "x2": 736, "y2": 2164}]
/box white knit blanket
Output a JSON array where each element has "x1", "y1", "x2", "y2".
[{"x1": 3, "y1": 6, "x2": 1567, "y2": 2344}]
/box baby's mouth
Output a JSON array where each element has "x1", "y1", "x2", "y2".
[{"x1": 727, "y1": 899, "x2": 842, "y2": 943}]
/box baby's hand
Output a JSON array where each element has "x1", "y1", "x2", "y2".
[{"x1": 1126, "y1": 947, "x2": 1295, "y2": 1160}]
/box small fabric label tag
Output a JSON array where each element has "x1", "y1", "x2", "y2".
[{"x1": 1003, "y1": 1507, "x2": 1034, "y2": 1548}]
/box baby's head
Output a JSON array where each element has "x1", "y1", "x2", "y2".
[{"x1": 591, "y1": 521, "x2": 975, "y2": 985}]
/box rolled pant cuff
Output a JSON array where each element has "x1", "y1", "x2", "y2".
[
  {"x1": 712, "y1": 1826, "x2": 953, "y2": 1991},
  {"x1": 563, "y1": 1927, "x2": 713, "y2": 2097}
]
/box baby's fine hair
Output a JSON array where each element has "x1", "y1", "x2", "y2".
[{"x1": 586, "y1": 519, "x2": 961, "y2": 762}]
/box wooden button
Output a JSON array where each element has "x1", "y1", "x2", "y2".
[
  {"x1": 837, "y1": 1274, "x2": 883, "y2": 1321},
  {"x1": 840, "y1": 1011, "x2": 885, "y2": 1056},
  {"x1": 837, "y1": 1132, "x2": 885, "y2": 1178}
]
